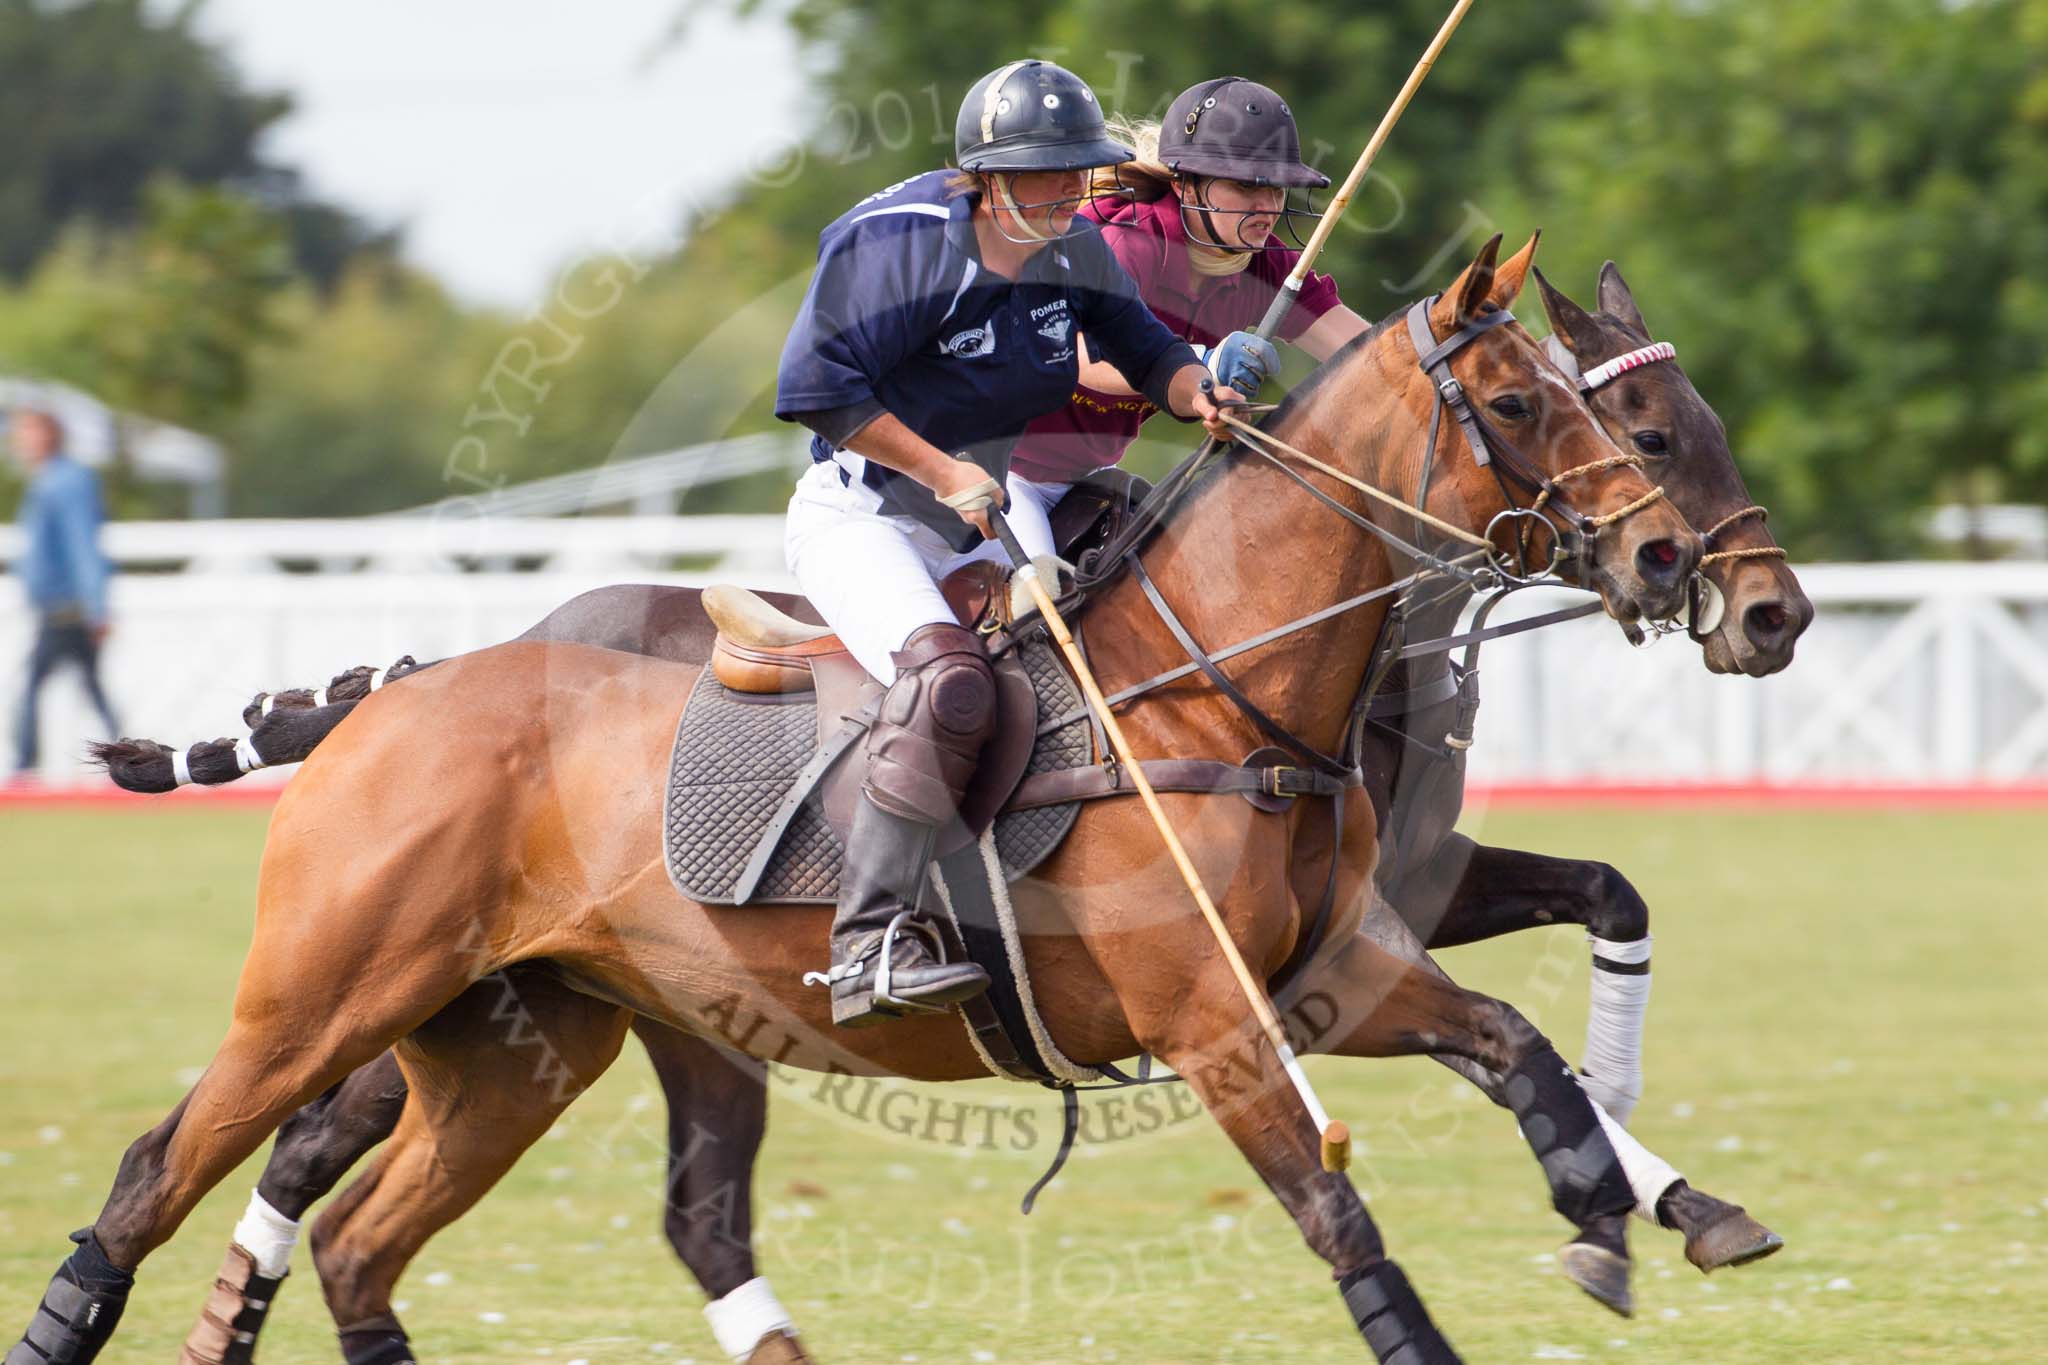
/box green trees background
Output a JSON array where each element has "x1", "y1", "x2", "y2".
[{"x1": 1, "y1": 0, "x2": 2044, "y2": 556}]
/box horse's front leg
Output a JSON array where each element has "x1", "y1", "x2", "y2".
[
  {"x1": 1389, "y1": 831, "x2": 1654, "y2": 1125},
  {"x1": 1120, "y1": 940, "x2": 1462, "y2": 1363}
]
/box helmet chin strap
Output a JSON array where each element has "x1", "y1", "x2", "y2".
[
  {"x1": 990, "y1": 175, "x2": 1057, "y2": 244},
  {"x1": 1178, "y1": 177, "x2": 1261, "y2": 266}
]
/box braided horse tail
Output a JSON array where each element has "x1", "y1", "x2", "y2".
[{"x1": 90, "y1": 657, "x2": 433, "y2": 793}]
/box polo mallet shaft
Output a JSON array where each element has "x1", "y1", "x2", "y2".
[
  {"x1": 989, "y1": 510, "x2": 1350, "y2": 1173},
  {"x1": 1251, "y1": 0, "x2": 1480, "y2": 342}
]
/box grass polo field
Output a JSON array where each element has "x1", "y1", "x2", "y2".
[{"x1": 2, "y1": 800, "x2": 2042, "y2": 1362}]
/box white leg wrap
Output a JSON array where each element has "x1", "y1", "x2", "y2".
[
  {"x1": 1592, "y1": 1101, "x2": 1682, "y2": 1224},
  {"x1": 704, "y1": 1276, "x2": 795, "y2": 1361},
  {"x1": 1581, "y1": 934, "x2": 1651, "y2": 1126},
  {"x1": 231, "y1": 1189, "x2": 300, "y2": 1279}
]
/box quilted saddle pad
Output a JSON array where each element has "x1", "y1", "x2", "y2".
[{"x1": 664, "y1": 636, "x2": 1091, "y2": 904}]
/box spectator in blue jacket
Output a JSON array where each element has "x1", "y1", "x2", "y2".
[{"x1": 11, "y1": 405, "x2": 119, "y2": 779}]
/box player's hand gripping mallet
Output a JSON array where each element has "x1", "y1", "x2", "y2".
[{"x1": 988, "y1": 507, "x2": 1350, "y2": 1172}]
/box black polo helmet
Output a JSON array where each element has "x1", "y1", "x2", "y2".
[
  {"x1": 1158, "y1": 77, "x2": 1330, "y2": 188},
  {"x1": 955, "y1": 60, "x2": 1133, "y2": 173}
]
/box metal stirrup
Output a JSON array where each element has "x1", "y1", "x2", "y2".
[{"x1": 872, "y1": 911, "x2": 951, "y2": 1011}]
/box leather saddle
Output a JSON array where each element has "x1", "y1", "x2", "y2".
[
  {"x1": 704, "y1": 562, "x2": 1040, "y2": 866},
  {"x1": 705, "y1": 563, "x2": 1007, "y2": 697},
  {"x1": 702, "y1": 465, "x2": 1151, "y2": 697},
  {"x1": 696, "y1": 469, "x2": 1149, "y2": 867}
]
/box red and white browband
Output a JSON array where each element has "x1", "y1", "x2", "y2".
[{"x1": 1575, "y1": 341, "x2": 1677, "y2": 393}]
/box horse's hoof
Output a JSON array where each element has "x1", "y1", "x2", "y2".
[
  {"x1": 1685, "y1": 1209, "x2": 1785, "y2": 1273},
  {"x1": 1558, "y1": 1240, "x2": 1633, "y2": 1318},
  {"x1": 745, "y1": 1329, "x2": 815, "y2": 1364}
]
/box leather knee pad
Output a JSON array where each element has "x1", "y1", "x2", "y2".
[{"x1": 864, "y1": 624, "x2": 995, "y2": 823}]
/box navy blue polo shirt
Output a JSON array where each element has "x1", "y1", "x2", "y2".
[{"x1": 775, "y1": 170, "x2": 1198, "y2": 549}]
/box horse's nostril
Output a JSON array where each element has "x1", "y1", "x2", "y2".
[
  {"x1": 1635, "y1": 539, "x2": 1683, "y2": 582},
  {"x1": 1746, "y1": 601, "x2": 1791, "y2": 641}
]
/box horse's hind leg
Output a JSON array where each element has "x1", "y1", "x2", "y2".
[
  {"x1": 4, "y1": 959, "x2": 463, "y2": 1365},
  {"x1": 637, "y1": 1022, "x2": 812, "y2": 1363},
  {"x1": 307, "y1": 974, "x2": 630, "y2": 1364},
  {"x1": 180, "y1": 1052, "x2": 411, "y2": 1364}
]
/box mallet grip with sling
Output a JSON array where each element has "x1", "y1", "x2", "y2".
[{"x1": 988, "y1": 507, "x2": 1350, "y2": 1174}]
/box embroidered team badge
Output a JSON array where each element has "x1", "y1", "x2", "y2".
[{"x1": 939, "y1": 321, "x2": 996, "y2": 358}]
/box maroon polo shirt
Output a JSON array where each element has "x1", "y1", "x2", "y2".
[{"x1": 1007, "y1": 193, "x2": 1342, "y2": 484}]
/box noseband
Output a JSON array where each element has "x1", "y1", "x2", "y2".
[{"x1": 1542, "y1": 329, "x2": 1788, "y2": 641}]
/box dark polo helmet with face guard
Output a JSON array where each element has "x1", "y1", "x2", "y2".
[
  {"x1": 955, "y1": 60, "x2": 1134, "y2": 172},
  {"x1": 1159, "y1": 77, "x2": 1330, "y2": 188}
]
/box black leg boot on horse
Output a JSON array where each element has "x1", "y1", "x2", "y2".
[{"x1": 809, "y1": 623, "x2": 993, "y2": 1027}]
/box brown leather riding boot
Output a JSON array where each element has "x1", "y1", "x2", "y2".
[{"x1": 811, "y1": 623, "x2": 995, "y2": 1028}]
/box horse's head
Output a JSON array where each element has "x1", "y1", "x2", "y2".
[
  {"x1": 1536, "y1": 262, "x2": 1812, "y2": 676},
  {"x1": 1392, "y1": 233, "x2": 1700, "y2": 627}
]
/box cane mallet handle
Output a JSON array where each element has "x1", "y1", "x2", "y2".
[
  {"x1": 1253, "y1": 0, "x2": 1480, "y2": 342},
  {"x1": 989, "y1": 508, "x2": 1350, "y2": 1172}
]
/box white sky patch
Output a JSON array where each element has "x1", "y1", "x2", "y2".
[{"x1": 189, "y1": 0, "x2": 808, "y2": 309}]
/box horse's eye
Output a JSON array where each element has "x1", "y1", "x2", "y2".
[
  {"x1": 1490, "y1": 395, "x2": 1529, "y2": 419},
  {"x1": 1632, "y1": 430, "x2": 1669, "y2": 456}
]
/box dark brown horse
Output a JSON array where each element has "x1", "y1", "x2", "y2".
[
  {"x1": 15, "y1": 238, "x2": 1740, "y2": 1365},
  {"x1": 180, "y1": 261, "x2": 1799, "y2": 1357}
]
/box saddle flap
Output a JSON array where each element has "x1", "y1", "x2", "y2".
[{"x1": 815, "y1": 650, "x2": 1041, "y2": 860}]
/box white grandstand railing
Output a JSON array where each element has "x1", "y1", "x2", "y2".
[
  {"x1": 4, "y1": 528, "x2": 2047, "y2": 789},
  {"x1": 396, "y1": 431, "x2": 812, "y2": 519},
  {"x1": 0, "y1": 515, "x2": 790, "y2": 576}
]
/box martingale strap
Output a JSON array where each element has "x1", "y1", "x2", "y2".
[
  {"x1": 1128, "y1": 552, "x2": 1356, "y2": 778},
  {"x1": 1396, "y1": 597, "x2": 1604, "y2": 660}
]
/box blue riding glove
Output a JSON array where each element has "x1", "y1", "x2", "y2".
[{"x1": 1205, "y1": 330, "x2": 1281, "y2": 400}]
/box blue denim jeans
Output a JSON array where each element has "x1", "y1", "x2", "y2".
[{"x1": 13, "y1": 617, "x2": 119, "y2": 772}]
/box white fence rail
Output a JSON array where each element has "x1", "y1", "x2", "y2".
[{"x1": 5, "y1": 517, "x2": 2048, "y2": 789}]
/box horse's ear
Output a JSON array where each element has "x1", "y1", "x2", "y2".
[
  {"x1": 1448, "y1": 233, "x2": 1504, "y2": 326},
  {"x1": 1597, "y1": 260, "x2": 1650, "y2": 337},
  {"x1": 1534, "y1": 265, "x2": 1601, "y2": 356},
  {"x1": 1489, "y1": 230, "x2": 1540, "y2": 310}
]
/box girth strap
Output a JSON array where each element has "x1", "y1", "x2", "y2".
[
  {"x1": 1363, "y1": 665, "x2": 1461, "y2": 720},
  {"x1": 1006, "y1": 754, "x2": 1359, "y2": 811}
]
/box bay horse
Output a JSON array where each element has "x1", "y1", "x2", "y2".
[
  {"x1": 18, "y1": 237, "x2": 1723, "y2": 1365},
  {"x1": 168, "y1": 258, "x2": 1798, "y2": 1358}
]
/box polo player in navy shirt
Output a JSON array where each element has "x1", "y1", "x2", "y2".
[{"x1": 774, "y1": 59, "x2": 1269, "y2": 1027}]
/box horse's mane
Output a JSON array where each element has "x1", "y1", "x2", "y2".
[{"x1": 1264, "y1": 301, "x2": 1412, "y2": 433}]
